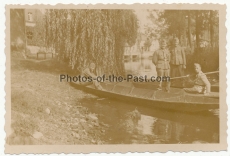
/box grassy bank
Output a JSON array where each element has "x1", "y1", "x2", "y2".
[{"x1": 7, "y1": 53, "x2": 108, "y2": 145}]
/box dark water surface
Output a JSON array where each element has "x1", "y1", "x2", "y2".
[
  {"x1": 81, "y1": 97, "x2": 219, "y2": 144},
  {"x1": 80, "y1": 58, "x2": 219, "y2": 144}
]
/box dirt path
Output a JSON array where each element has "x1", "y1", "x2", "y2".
[{"x1": 7, "y1": 58, "x2": 108, "y2": 145}]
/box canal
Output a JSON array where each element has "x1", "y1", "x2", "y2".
[{"x1": 79, "y1": 58, "x2": 219, "y2": 144}]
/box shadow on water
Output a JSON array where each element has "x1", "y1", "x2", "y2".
[
  {"x1": 75, "y1": 58, "x2": 219, "y2": 144},
  {"x1": 79, "y1": 96, "x2": 219, "y2": 144}
]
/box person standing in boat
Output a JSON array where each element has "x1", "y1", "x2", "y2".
[
  {"x1": 81, "y1": 63, "x2": 104, "y2": 90},
  {"x1": 184, "y1": 63, "x2": 211, "y2": 95},
  {"x1": 152, "y1": 39, "x2": 171, "y2": 92},
  {"x1": 170, "y1": 38, "x2": 186, "y2": 87}
]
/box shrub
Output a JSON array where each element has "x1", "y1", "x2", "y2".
[
  {"x1": 11, "y1": 37, "x2": 25, "y2": 52},
  {"x1": 186, "y1": 46, "x2": 219, "y2": 73},
  {"x1": 25, "y1": 47, "x2": 31, "y2": 56},
  {"x1": 186, "y1": 47, "x2": 219, "y2": 75}
]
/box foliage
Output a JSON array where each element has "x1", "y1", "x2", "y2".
[
  {"x1": 186, "y1": 46, "x2": 219, "y2": 73},
  {"x1": 145, "y1": 10, "x2": 219, "y2": 72},
  {"x1": 10, "y1": 9, "x2": 26, "y2": 52},
  {"x1": 26, "y1": 10, "x2": 46, "y2": 47},
  {"x1": 146, "y1": 10, "x2": 219, "y2": 49},
  {"x1": 144, "y1": 10, "x2": 166, "y2": 39},
  {"x1": 44, "y1": 9, "x2": 138, "y2": 75}
]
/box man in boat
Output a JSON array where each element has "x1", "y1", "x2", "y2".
[
  {"x1": 184, "y1": 63, "x2": 211, "y2": 95},
  {"x1": 170, "y1": 37, "x2": 186, "y2": 86},
  {"x1": 81, "y1": 63, "x2": 104, "y2": 90},
  {"x1": 152, "y1": 39, "x2": 171, "y2": 92}
]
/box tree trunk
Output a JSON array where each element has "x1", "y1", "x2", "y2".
[
  {"x1": 179, "y1": 11, "x2": 187, "y2": 47},
  {"x1": 188, "y1": 11, "x2": 192, "y2": 48},
  {"x1": 195, "y1": 11, "x2": 200, "y2": 48},
  {"x1": 210, "y1": 10, "x2": 214, "y2": 48}
]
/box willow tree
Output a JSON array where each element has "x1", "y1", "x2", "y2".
[{"x1": 44, "y1": 9, "x2": 138, "y2": 75}]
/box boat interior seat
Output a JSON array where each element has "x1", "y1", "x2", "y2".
[
  {"x1": 101, "y1": 83, "x2": 133, "y2": 95},
  {"x1": 113, "y1": 85, "x2": 132, "y2": 95},
  {"x1": 101, "y1": 83, "x2": 114, "y2": 91},
  {"x1": 130, "y1": 87, "x2": 155, "y2": 98}
]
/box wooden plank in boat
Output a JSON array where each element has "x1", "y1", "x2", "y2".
[
  {"x1": 154, "y1": 88, "x2": 184, "y2": 99},
  {"x1": 130, "y1": 87, "x2": 154, "y2": 98},
  {"x1": 142, "y1": 90, "x2": 156, "y2": 99},
  {"x1": 163, "y1": 96, "x2": 185, "y2": 102},
  {"x1": 184, "y1": 95, "x2": 204, "y2": 104},
  {"x1": 183, "y1": 94, "x2": 219, "y2": 104},
  {"x1": 207, "y1": 92, "x2": 219, "y2": 98},
  {"x1": 70, "y1": 82, "x2": 219, "y2": 112},
  {"x1": 184, "y1": 92, "x2": 219, "y2": 98},
  {"x1": 101, "y1": 83, "x2": 114, "y2": 91},
  {"x1": 113, "y1": 85, "x2": 132, "y2": 95},
  {"x1": 132, "y1": 81, "x2": 219, "y2": 92},
  {"x1": 203, "y1": 97, "x2": 219, "y2": 104}
]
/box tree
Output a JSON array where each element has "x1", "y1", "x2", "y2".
[
  {"x1": 44, "y1": 9, "x2": 138, "y2": 75},
  {"x1": 26, "y1": 10, "x2": 46, "y2": 47},
  {"x1": 187, "y1": 10, "x2": 192, "y2": 48},
  {"x1": 209, "y1": 10, "x2": 219, "y2": 48},
  {"x1": 159, "y1": 10, "x2": 191, "y2": 47},
  {"x1": 146, "y1": 9, "x2": 219, "y2": 72},
  {"x1": 147, "y1": 10, "x2": 219, "y2": 50},
  {"x1": 195, "y1": 10, "x2": 200, "y2": 48},
  {"x1": 10, "y1": 9, "x2": 26, "y2": 52},
  {"x1": 144, "y1": 10, "x2": 167, "y2": 39},
  {"x1": 146, "y1": 10, "x2": 191, "y2": 48}
]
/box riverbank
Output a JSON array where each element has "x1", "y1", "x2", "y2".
[
  {"x1": 7, "y1": 54, "x2": 109, "y2": 145},
  {"x1": 6, "y1": 51, "x2": 220, "y2": 145}
]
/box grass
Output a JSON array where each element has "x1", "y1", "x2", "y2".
[{"x1": 8, "y1": 53, "x2": 106, "y2": 145}]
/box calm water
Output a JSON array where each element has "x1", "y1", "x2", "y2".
[
  {"x1": 81, "y1": 97, "x2": 219, "y2": 144},
  {"x1": 80, "y1": 58, "x2": 219, "y2": 144},
  {"x1": 124, "y1": 58, "x2": 157, "y2": 77}
]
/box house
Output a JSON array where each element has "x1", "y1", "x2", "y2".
[
  {"x1": 10, "y1": 9, "x2": 45, "y2": 51},
  {"x1": 24, "y1": 9, "x2": 44, "y2": 47}
]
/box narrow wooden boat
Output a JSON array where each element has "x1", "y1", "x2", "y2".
[
  {"x1": 70, "y1": 81, "x2": 219, "y2": 112},
  {"x1": 132, "y1": 81, "x2": 219, "y2": 92}
]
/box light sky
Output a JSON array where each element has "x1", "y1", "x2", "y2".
[{"x1": 134, "y1": 9, "x2": 150, "y2": 33}]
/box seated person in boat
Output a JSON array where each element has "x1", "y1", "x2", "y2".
[
  {"x1": 184, "y1": 63, "x2": 211, "y2": 95},
  {"x1": 81, "y1": 63, "x2": 104, "y2": 90}
]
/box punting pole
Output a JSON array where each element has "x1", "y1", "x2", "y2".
[{"x1": 170, "y1": 71, "x2": 219, "y2": 80}]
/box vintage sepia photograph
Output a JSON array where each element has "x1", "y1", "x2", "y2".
[{"x1": 5, "y1": 4, "x2": 227, "y2": 153}]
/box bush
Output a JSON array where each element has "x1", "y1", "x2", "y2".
[
  {"x1": 186, "y1": 46, "x2": 219, "y2": 73},
  {"x1": 25, "y1": 47, "x2": 31, "y2": 56},
  {"x1": 11, "y1": 37, "x2": 25, "y2": 52}
]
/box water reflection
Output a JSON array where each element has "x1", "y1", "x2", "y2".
[
  {"x1": 79, "y1": 97, "x2": 219, "y2": 144},
  {"x1": 75, "y1": 57, "x2": 219, "y2": 144},
  {"x1": 138, "y1": 115, "x2": 156, "y2": 135},
  {"x1": 124, "y1": 58, "x2": 157, "y2": 77}
]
